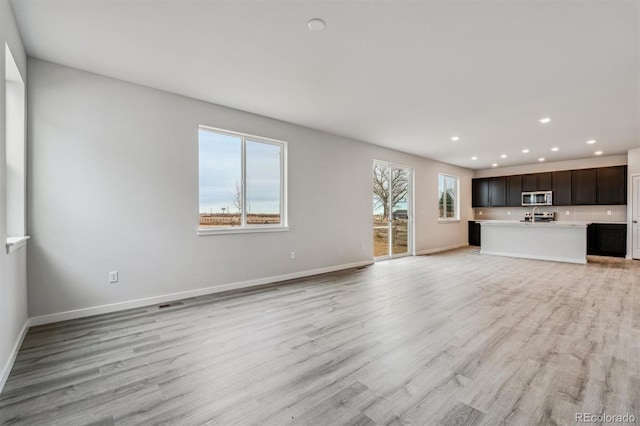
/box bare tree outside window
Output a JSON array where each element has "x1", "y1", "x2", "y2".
[
  {"x1": 373, "y1": 164, "x2": 409, "y2": 221},
  {"x1": 231, "y1": 180, "x2": 242, "y2": 214}
]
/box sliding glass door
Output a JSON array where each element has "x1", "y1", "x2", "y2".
[{"x1": 373, "y1": 161, "x2": 412, "y2": 260}]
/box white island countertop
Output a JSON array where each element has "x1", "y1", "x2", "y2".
[
  {"x1": 478, "y1": 220, "x2": 589, "y2": 264},
  {"x1": 477, "y1": 220, "x2": 591, "y2": 227},
  {"x1": 474, "y1": 219, "x2": 627, "y2": 225}
]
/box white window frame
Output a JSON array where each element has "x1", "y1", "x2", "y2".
[
  {"x1": 5, "y1": 44, "x2": 29, "y2": 253},
  {"x1": 197, "y1": 125, "x2": 288, "y2": 236},
  {"x1": 438, "y1": 173, "x2": 460, "y2": 222}
]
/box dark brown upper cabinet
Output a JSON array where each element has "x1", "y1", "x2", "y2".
[
  {"x1": 472, "y1": 178, "x2": 490, "y2": 207},
  {"x1": 489, "y1": 177, "x2": 506, "y2": 207},
  {"x1": 522, "y1": 173, "x2": 551, "y2": 192},
  {"x1": 472, "y1": 164, "x2": 627, "y2": 208},
  {"x1": 522, "y1": 174, "x2": 537, "y2": 192},
  {"x1": 506, "y1": 175, "x2": 523, "y2": 207},
  {"x1": 552, "y1": 170, "x2": 572, "y2": 206},
  {"x1": 572, "y1": 168, "x2": 597, "y2": 205},
  {"x1": 536, "y1": 173, "x2": 552, "y2": 191},
  {"x1": 596, "y1": 166, "x2": 627, "y2": 205},
  {"x1": 472, "y1": 177, "x2": 508, "y2": 207}
]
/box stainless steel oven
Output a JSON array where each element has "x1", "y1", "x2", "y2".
[{"x1": 522, "y1": 191, "x2": 552, "y2": 206}]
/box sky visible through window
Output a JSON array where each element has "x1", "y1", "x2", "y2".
[{"x1": 199, "y1": 129, "x2": 281, "y2": 215}]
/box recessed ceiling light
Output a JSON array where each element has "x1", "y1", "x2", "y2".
[
  {"x1": 471, "y1": 156, "x2": 477, "y2": 160},
  {"x1": 538, "y1": 117, "x2": 551, "y2": 124},
  {"x1": 451, "y1": 136, "x2": 460, "y2": 141},
  {"x1": 538, "y1": 157, "x2": 545, "y2": 162},
  {"x1": 522, "y1": 149, "x2": 530, "y2": 153},
  {"x1": 595, "y1": 151, "x2": 603, "y2": 155},
  {"x1": 586, "y1": 139, "x2": 596, "y2": 144},
  {"x1": 307, "y1": 18, "x2": 325, "y2": 31},
  {"x1": 500, "y1": 154, "x2": 507, "y2": 158},
  {"x1": 551, "y1": 147, "x2": 559, "y2": 152},
  {"x1": 492, "y1": 163, "x2": 498, "y2": 167}
]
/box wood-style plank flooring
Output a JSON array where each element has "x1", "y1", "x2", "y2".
[{"x1": 1, "y1": 248, "x2": 639, "y2": 425}]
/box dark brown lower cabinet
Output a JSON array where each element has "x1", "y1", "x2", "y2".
[
  {"x1": 468, "y1": 221, "x2": 481, "y2": 246},
  {"x1": 587, "y1": 223, "x2": 627, "y2": 258}
]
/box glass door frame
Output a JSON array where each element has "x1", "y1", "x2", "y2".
[{"x1": 372, "y1": 160, "x2": 414, "y2": 261}]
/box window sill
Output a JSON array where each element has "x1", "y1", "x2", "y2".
[
  {"x1": 438, "y1": 219, "x2": 460, "y2": 224},
  {"x1": 6, "y1": 236, "x2": 30, "y2": 254},
  {"x1": 198, "y1": 226, "x2": 290, "y2": 236}
]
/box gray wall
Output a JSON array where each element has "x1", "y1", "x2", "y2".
[
  {"x1": 27, "y1": 59, "x2": 473, "y2": 318},
  {"x1": 0, "y1": 0, "x2": 28, "y2": 390}
]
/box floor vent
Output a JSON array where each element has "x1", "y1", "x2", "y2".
[{"x1": 158, "y1": 301, "x2": 184, "y2": 309}]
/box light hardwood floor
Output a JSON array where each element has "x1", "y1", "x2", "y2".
[{"x1": 1, "y1": 248, "x2": 639, "y2": 425}]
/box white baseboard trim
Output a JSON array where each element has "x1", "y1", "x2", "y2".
[
  {"x1": 29, "y1": 260, "x2": 374, "y2": 326},
  {"x1": 415, "y1": 242, "x2": 469, "y2": 256},
  {"x1": 0, "y1": 318, "x2": 31, "y2": 394}
]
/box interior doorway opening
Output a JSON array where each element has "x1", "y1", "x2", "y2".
[{"x1": 372, "y1": 161, "x2": 413, "y2": 260}]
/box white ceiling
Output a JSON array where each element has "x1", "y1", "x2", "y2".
[{"x1": 10, "y1": 0, "x2": 640, "y2": 170}]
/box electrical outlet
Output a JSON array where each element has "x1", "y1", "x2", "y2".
[
  {"x1": 607, "y1": 210, "x2": 612, "y2": 216},
  {"x1": 479, "y1": 211, "x2": 483, "y2": 216},
  {"x1": 290, "y1": 251, "x2": 296, "y2": 260},
  {"x1": 565, "y1": 210, "x2": 570, "y2": 216},
  {"x1": 507, "y1": 210, "x2": 511, "y2": 215},
  {"x1": 109, "y1": 271, "x2": 118, "y2": 283}
]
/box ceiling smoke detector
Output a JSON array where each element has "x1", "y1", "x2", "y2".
[{"x1": 307, "y1": 19, "x2": 325, "y2": 31}]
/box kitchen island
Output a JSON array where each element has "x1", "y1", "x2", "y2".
[{"x1": 479, "y1": 220, "x2": 590, "y2": 264}]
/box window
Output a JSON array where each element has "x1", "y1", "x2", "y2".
[
  {"x1": 5, "y1": 44, "x2": 28, "y2": 252},
  {"x1": 198, "y1": 126, "x2": 287, "y2": 234},
  {"x1": 438, "y1": 173, "x2": 459, "y2": 221}
]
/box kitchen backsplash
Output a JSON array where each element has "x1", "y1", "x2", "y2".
[{"x1": 474, "y1": 205, "x2": 627, "y2": 223}]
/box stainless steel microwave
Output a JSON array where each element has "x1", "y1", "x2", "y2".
[{"x1": 522, "y1": 191, "x2": 552, "y2": 206}]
